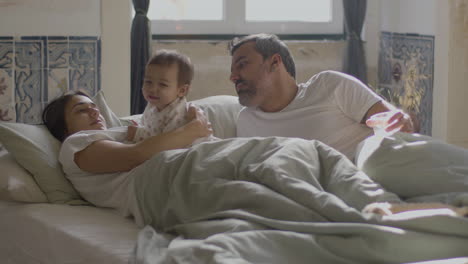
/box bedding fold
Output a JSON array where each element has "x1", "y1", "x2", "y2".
[{"x1": 133, "y1": 136, "x2": 468, "y2": 264}]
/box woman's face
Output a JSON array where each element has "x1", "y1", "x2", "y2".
[{"x1": 64, "y1": 95, "x2": 107, "y2": 136}]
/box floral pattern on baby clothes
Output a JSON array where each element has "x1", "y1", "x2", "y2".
[
  {"x1": 133, "y1": 97, "x2": 219, "y2": 146},
  {"x1": 133, "y1": 97, "x2": 188, "y2": 142}
]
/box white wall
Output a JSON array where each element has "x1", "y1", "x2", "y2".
[
  {"x1": 444, "y1": 0, "x2": 468, "y2": 148},
  {"x1": 433, "y1": 1, "x2": 450, "y2": 141},
  {"x1": 380, "y1": 0, "x2": 436, "y2": 35},
  {"x1": 100, "y1": 0, "x2": 131, "y2": 117},
  {"x1": 364, "y1": 0, "x2": 381, "y2": 88},
  {"x1": 0, "y1": 0, "x2": 100, "y2": 36}
]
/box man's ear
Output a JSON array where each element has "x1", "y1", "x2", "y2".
[
  {"x1": 178, "y1": 84, "x2": 189, "y2": 97},
  {"x1": 270, "y1": 53, "x2": 282, "y2": 71}
]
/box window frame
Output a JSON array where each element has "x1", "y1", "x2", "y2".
[{"x1": 149, "y1": 0, "x2": 344, "y2": 38}]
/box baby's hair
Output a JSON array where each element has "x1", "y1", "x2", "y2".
[{"x1": 147, "y1": 49, "x2": 194, "y2": 86}]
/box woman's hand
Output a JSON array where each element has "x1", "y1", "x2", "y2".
[{"x1": 366, "y1": 110, "x2": 414, "y2": 133}]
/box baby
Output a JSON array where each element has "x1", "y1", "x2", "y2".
[{"x1": 128, "y1": 49, "x2": 216, "y2": 145}]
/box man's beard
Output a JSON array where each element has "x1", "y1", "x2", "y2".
[{"x1": 237, "y1": 87, "x2": 257, "y2": 107}]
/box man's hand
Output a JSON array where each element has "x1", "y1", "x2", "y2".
[
  {"x1": 366, "y1": 109, "x2": 414, "y2": 133},
  {"x1": 184, "y1": 104, "x2": 213, "y2": 138}
]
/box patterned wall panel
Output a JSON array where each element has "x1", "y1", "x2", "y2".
[
  {"x1": 0, "y1": 36, "x2": 100, "y2": 124},
  {"x1": 15, "y1": 37, "x2": 47, "y2": 124},
  {"x1": 0, "y1": 37, "x2": 15, "y2": 122},
  {"x1": 377, "y1": 31, "x2": 434, "y2": 135}
]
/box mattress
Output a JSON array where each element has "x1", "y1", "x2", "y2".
[{"x1": 0, "y1": 200, "x2": 139, "y2": 264}]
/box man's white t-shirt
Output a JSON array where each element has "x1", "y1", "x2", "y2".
[
  {"x1": 237, "y1": 71, "x2": 382, "y2": 160},
  {"x1": 59, "y1": 127, "x2": 143, "y2": 226}
]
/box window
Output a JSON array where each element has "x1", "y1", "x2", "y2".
[{"x1": 147, "y1": 0, "x2": 343, "y2": 37}]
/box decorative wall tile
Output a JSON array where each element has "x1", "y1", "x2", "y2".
[
  {"x1": 0, "y1": 68, "x2": 13, "y2": 102},
  {"x1": 69, "y1": 37, "x2": 99, "y2": 95},
  {"x1": 377, "y1": 31, "x2": 434, "y2": 135},
  {"x1": 0, "y1": 37, "x2": 14, "y2": 69},
  {"x1": 48, "y1": 36, "x2": 69, "y2": 69},
  {"x1": 47, "y1": 68, "x2": 68, "y2": 100},
  {"x1": 70, "y1": 68, "x2": 96, "y2": 95},
  {"x1": 0, "y1": 104, "x2": 15, "y2": 122},
  {"x1": 15, "y1": 69, "x2": 44, "y2": 124},
  {"x1": 0, "y1": 38, "x2": 15, "y2": 122},
  {"x1": 69, "y1": 37, "x2": 98, "y2": 69},
  {"x1": 16, "y1": 37, "x2": 46, "y2": 70},
  {"x1": 0, "y1": 35, "x2": 100, "y2": 124}
]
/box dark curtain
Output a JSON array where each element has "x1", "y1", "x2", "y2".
[
  {"x1": 131, "y1": 0, "x2": 151, "y2": 115},
  {"x1": 342, "y1": 0, "x2": 368, "y2": 84}
]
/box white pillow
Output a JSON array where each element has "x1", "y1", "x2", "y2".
[
  {"x1": 0, "y1": 122, "x2": 88, "y2": 205},
  {"x1": 191, "y1": 95, "x2": 242, "y2": 139},
  {"x1": 0, "y1": 148, "x2": 48, "y2": 203},
  {"x1": 356, "y1": 132, "x2": 468, "y2": 199},
  {"x1": 0, "y1": 91, "x2": 127, "y2": 204}
]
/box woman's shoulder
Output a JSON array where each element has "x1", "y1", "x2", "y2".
[{"x1": 62, "y1": 127, "x2": 128, "y2": 148}]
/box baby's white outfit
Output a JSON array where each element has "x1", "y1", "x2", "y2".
[{"x1": 134, "y1": 97, "x2": 217, "y2": 145}]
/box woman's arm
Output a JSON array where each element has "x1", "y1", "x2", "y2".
[{"x1": 75, "y1": 106, "x2": 212, "y2": 173}]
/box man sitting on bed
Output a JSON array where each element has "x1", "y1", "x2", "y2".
[{"x1": 228, "y1": 33, "x2": 414, "y2": 161}]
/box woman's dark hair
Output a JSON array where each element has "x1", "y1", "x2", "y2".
[{"x1": 42, "y1": 90, "x2": 91, "y2": 142}]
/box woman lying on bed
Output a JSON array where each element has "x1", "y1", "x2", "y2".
[{"x1": 42, "y1": 91, "x2": 468, "y2": 230}]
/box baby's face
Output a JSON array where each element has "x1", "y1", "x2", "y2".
[{"x1": 142, "y1": 63, "x2": 186, "y2": 111}]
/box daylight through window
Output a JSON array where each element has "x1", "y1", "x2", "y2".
[{"x1": 147, "y1": 0, "x2": 343, "y2": 36}]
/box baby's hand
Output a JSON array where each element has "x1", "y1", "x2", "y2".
[{"x1": 127, "y1": 125, "x2": 138, "y2": 142}]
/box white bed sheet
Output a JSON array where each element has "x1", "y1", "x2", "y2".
[{"x1": 0, "y1": 200, "x2": 139, "y2": 264}]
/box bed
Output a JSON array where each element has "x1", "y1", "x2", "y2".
[
  {"x1": 1, "y1": 93, "x2": 468, "y2": 264},
  {"x1": 0, "y1": 200, "x2": 138, "y2": 263}
]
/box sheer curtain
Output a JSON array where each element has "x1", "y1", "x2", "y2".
[
  {"x1": 342, "y1": 0, "x2": 368, "y2": 84},
  {"x1": 130, "y1": 0, "x2": 151, "y2": 115}
]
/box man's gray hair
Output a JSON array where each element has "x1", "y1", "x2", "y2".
[{"x1": 229, "y1": 33, "x2": 296, "y2": 79}]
